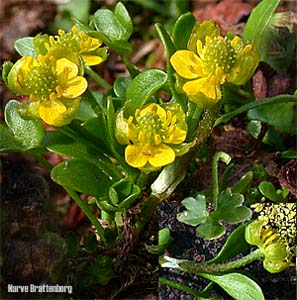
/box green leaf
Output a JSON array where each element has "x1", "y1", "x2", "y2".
[
  {"x1": 196, "y1": 219, "x2": 225, "y2": 240},
  {"x1": 206, "y1": 224, "x2": 249, "y2": 264},
  {"x1": 232, "y1": 171, "x2": 254, "y2": 194},
  {"x1": 177, "y1": 195, "x2": 209, "y2": 226},
  {"x1": 89, "y1": 256, "x2": 115, "y2": 286},
  {"x1": 1, "y1": 61, "x2": 13, "y2": 87},
  {"x1": 246, "y1": 120, "x2": 262, "y2": 139},
  {"x1": 247, "y1": 102, "x2": 297, "y2": 134},
  {"x1": 0, "y1": 124, "x2": 23, "y2": 152},
  {"x1": 216, "y1": 189, "x2": 251, "y2": 223},
  {"x1": 46, "y1": 131, "x2": 121, "y2": 181},
  {"x1": 281, "y1": 149, "x2": 297, "y2": 159},
  {"x1": 124, "y1": 69, "x2": 168, "y2": 116},
  {"x1": 114, "y1": 2, "x2": 133, "y2": 36},
  {"x1": 94, "y1": 2, "x2": 132, "y2": 43},
  {"x1": 58, "y1": 0, "x2": 90, "y2": 24},
  {"x1": 84, "y1": 231, "x2": 98, "y2": 252},
  {"x1": 199, "y1": 273, "x2": 264, "y2": 300},
  {"x1": 172, "y1": 13, "x2": 196, "y2": 50},
  {"x1": 113, "y1": 77, "x2": 132, "y2": 98},
  {"x1": 14, "y1": 37, "x2": 36, "y2": 57},
  {"x1": 51, "y1": 159, "x2": 113, "y2": 197},
  {"x1": 258, "y1": 181, "x2": 279, "y2": 201},
  {"x1": 194, "y1": 189, "x2": 251, "y2": 240},
  {"x1": 243, "y1": 0, "x2": 280, "y2": 60},
  {"x1": 108, "y1": 179, "x2": 141, "y2": 209},
  {"x1": 260, "y1": 12, "x2": 296, "y2": 72},
  {"x1": 75, "y1": 100, "x2": 97, "y2": 121},
  {"x1": 5, "y1": 100, "x2": 45, "y2": 149},
  {"x1": 214, "y1": 94, "x2": 297, "y2": 127}
]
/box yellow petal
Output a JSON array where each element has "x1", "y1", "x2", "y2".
[
  {"x1": 170, "y1": 50, "x2": 203, "y2": 79},
  {"x1": 39, "y1": 100, "x2": 67, "y2": 125},
  {"x1": 62, "y1": 76, "x2": 88, "y2": 98},
  {"x1": 39, "y1": 98, "x2": 80, "y2": 126},
  {"x1": 55, "y1": 58, "x2": 78, "y2": 79},
  {"x1": 166, "y1": 127, "x2": 187, "y2": 144},
  {"x1": 149, "y1": 144, "x2": 175, "y2": 168},
  {"x1": 125, "y1": 144, "x2": 148, "y2": 168},
  {"x1": 139, "y1": 103, "x2": 166, "y2": 123},
  {"x1": 183, "y1": 76, "x2": 220, "y2": 100},
  {"x1": 81, "y1": 54, "x2": 103, "y2": 66}
]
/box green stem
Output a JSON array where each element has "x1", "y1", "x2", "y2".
[
  {"x1": 65, "y1": 187, "x2": 107, "y2": 246},
  {"x1": 85, "y1": 66, "x2": 112, "y2": 90},
  {"x1": 31, "y1": 152, "x2": 53, "y2": 171},
  {"x1": 121, "y1": 55, "x2": 139, "y2": 77},
  {"x1": 211, "y1": 151, "x2": 231, "y2": 210},
  {"x1": 180, "y1": 249, "x2": 263, "y2": 274},
  {"x1": 159, "y1": 277, "x2": 204, "y2": 299},
  {"x1": 135, "y1": 193, "x2": 161, "y2": 233},
  {"x1": 215, "y1": 94, "x2": 297, "y2": 126}
]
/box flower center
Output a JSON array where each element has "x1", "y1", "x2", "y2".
[
  {"x1": 23, "y1": 64, "x2": 57, "y2": 99},
  {"x1": 137, "y1": 111, "x2": 163, "y2": 144},
  {"x1": 204, "y1": 37, "x2": 236, "y2": 74},
  {"x1": 55, "y1": 32, "x2": 80, "y2": 53}
]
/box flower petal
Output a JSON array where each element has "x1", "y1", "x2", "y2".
[
  {"x1": 39, "y1": 98, "x2": 80, "y2": 126},
  {"x1": 166, "y1": 127, "x2": 187, "y2": 144},
  {"x1": 138, "y1": 103, "x2": 167, "y2": 123},
  {"x1": 81, "y1": 54, "x2": 103, "y2": 66},
  {"x1": 183, "y1": 76, "x2": 221, "y2": 100},
  {"x1": 149, "y1": 144, "x2": 175, "y2": 168},
  {"x1": 39, "y1": 100, "x2": 67, "y2": 125},
  {"x1": 125, "y1": 144, "x2": 148, "y2": 168},
  {"x1": 62, "y1": 76, "x2": 88, "y2": 98},
  {"x1": 170, "y1": 50, "x2": 203, "y2": 79},
  {"x1": 55, "y1": 58, "x2": 79, "y2": 79}
]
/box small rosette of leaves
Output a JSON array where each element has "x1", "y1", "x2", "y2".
[{"x1": 177, "y1": 189, "x2": 251, "y2": 239}]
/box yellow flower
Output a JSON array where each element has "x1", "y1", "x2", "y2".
[
  {"x1": 170, "y1": 20, "x2": 259, "y2": 107},
  {"x1": 245, "y1": 203, "x2": 296, "y2": 273},
  {"x1": 8, "y1": 54, "x2": 87, "y2": 126},
  {"x1": 45, "y1": 26, "x2": 107, "y2": 66},
  {"x1": 116, "y1": 103, "x2": 188, "y2": 170}
]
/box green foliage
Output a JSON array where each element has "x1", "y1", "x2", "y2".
[
  {"x1": 199, "y1": 273, "x2": 264, "y2": 300},
  {"x1": 248, "y1": 103, "x2": 297, "y2": 135},
  {"x1": 243, "y1": 0, "x2": 280, "y2": 60},
  {"x1": 123, "y1": 69, "x2": 167, "y2": 116},
  {"x1": 244, "y1": 0, "x2": 295, "y2": 72},
  {"x1": 0, "y1": 125, "x2": 22, "y2": 152},
  {"x1": 93, "y1": 2, "x2": 133, "y2": 54},
  {"x1": 177, "y1": 195, "x2": 208, "y2": 226},
  {"x1": 51, "y1": 159, "x2": 114, "y2": 197},
  {"x1": 177, "y1": 189, "x2": 251, "y2": 240},
  {"x1": 232, "y1": 171, "x2": 254, "y2": 194},
  {"x1": 14, "y1": 37, "x2": 36, "y2": 57},
  {"x1": 1, "y1": 61, "x2": 13, "y2": 86},
  {"x1": 76, "y1": 256, "x2": 116, "y2": 287},
  {"x1": 206, "y1": 224, "x2": 249, "y2": 264},
  {"x1": 4, "y1": 100, "x2": 45, "y2": 150},
  {"x1": 258, "y1": 181, "x2": 289, "y2": 202},
  {"x1": 172, "y1": 13, "x2": 196, "y2": 50}
]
